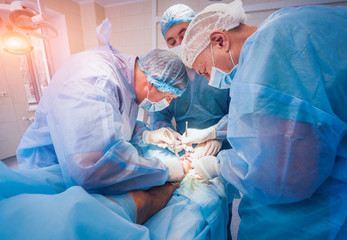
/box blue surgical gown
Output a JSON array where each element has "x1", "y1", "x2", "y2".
[
  {"x1": 16, "y1": 46, "x2": 169, "y2": 193},
  {"x1": 217, "y1": 5, "x2": 347, "y2": 239},
  {"x1": 150, "y1": 69, "x2": 230, "y2": 140}
]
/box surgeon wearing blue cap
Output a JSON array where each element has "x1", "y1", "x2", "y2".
[
  {"x1": 16, "y1": 19, "x2": 189, "y2": 196},
  {"x1": 150, "y1": 4, "x2": 231, "y2": 159},
  {"x1": 181, "y1": 0, "x2": 347, "y2": 239}
]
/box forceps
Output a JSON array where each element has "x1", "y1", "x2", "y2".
[{"x1": 164, "y1": 129, "x2": 180, "y2": 157}]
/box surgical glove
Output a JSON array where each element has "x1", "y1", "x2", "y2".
[
  {"x1": 182, "y1": 126, "x2": 216, "y2": 145},
  {"x1": 143, "y1": 128, "x2": 180, "y2": 147},
  {"x1": 190, "y1": 139, "x2": 223, "y2": 159},
  {"x1": 164, "y1": 128, "x2": 184, "y2": 153},
  {"x1": 161, "y1": 157, "x2": 185, "y2": 182},
  {"x1": 191, "y1": 156, "x2": 219, "y2": 180}
]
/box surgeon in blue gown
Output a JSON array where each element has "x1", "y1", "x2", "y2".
[
  {"x1": 16, "y1": 19, "x2": 189, "y2": 192},
  {"x1": 180, "y1": 1, "x2": 347, "y2": 239},
  {"x1": 2, "y1": 18, "x2": 193, "y2": 239},
  {"x1": 7, "y1": 18, "x2": 232, "y2": 240},
  {"x1": 150, "y1": 4, "x2": 231, "y2": 159}
]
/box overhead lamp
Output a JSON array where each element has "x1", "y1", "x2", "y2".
[
  {"x1": 9, "y1": 3, "x2": 40, "y2": 31},
  {"x1": 0, "y1": 1, "x2": 58, "y2": 40},
  {"x1": 1, "y1": 25, "x2": 33, "y2": 55}
]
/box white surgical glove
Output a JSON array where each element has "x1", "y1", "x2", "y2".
[
  {"x1": 182, "y1": 126, "x2": 216, "y2": 145},
  {"x1": 143, "y1": 128, "x2": 180, "y2": 148},
  {"x1": 163, "y1": 128, "x2": 184, "y2": 153},
  {"x1": 160, "y1": 158, "x2": 185, "y2": 182},
  {"x1": 191, "y1": 156, "x2": 219, "y2": 180},
  {"x1": 190, "y1": 139, "x2": 223, "y2": 159}
]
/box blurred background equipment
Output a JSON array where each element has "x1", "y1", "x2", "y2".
[{"x1": 0, "y1": 0, "x2": 58, "y2": 54}]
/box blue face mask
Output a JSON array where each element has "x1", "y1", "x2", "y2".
[
  {"x1": 208, "y1": 44, "x2": 237, "y2": 89},
  {"x1": 139, "y1": 89, "x2": 170, "y2": 112}
]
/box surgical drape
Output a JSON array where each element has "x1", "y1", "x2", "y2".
[{"x1": 0, "y1": 162, "x2": 151, "y2": 240}]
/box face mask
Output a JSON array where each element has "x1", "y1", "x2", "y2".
[
  {"x1": 169, "y1": 45, "x2": 181, "y2": 57},
  {"x1": 208, "y1": 44, "x2": 237, "y2": 89},
  {"x1": 139, "y1": 89, "x2": 169, "y2": 112}
]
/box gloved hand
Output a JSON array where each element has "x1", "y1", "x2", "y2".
[
  {"x1": 191, "y1": 156, "x2": 219, "y2": 180},
  {"x1": 160, "y1": 157, "x2": 185, "y2": 182},
  {"x1": 189, "y1": 139, "x2": 223, "y2": 159},
  {"x1": 163, "y1": 128, "x2": 184, "y2": 153},
  {"x1": 143, "y1": 128, "x2": 182, "y2": 150},
  {"x1": 181, "y1": 126, "x2": 216, "y2": 145}
]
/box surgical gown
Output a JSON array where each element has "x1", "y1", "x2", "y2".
[
  {"x1": 217, "y1": 5, "x2": 347, "y2": 239},
  {"x1": 150, "y1": 69, "x2": 230, "y2": 141},
  {"x1": 16, "y1": 46, "x2": 169, "y2": 193}
]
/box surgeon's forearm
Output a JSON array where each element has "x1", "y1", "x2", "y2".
[
  {"x1": 131, "y1": 121, "x2": 151, "y2": 147},
  {"x1": 66, "y1": 141, "x2": 169, "y2": 193},
  {"x1": 151, "y1": 120, "x2": 174, "y2": 131},
  {"x1": 150, "y1": 108, "x2": 174, "y2": 131},
  {"x1": 215, "y1": 130, "x2": 227, "y2": 139},
  {"x1": 214, "y1": 115, "x2": 228, "y2": 139}
]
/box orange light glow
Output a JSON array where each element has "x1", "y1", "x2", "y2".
[{"x1": 1, "y1": 31, "x2": 33, "y2": 55}]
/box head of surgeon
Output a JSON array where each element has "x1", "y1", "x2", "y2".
[
  {"x1": 161, "y1": 4, "x2": 195, "y2": 49},
  {"x1": 135, "y1": 48, "x2": 188, "y2": 112},
  {"x1": 180, "y1": 0, "x2": 256, "y2": 88}
]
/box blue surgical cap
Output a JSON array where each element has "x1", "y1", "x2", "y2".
[
  {"x1": 160, "y1": 4, "x2": 195, "y2": 37},
  {"x1": 138, "y1": 49, "x2": 188, "y2": 96}
]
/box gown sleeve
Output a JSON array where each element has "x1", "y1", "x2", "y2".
[
  {"x1": 130, "y1": 120, "x2": 151, "y2": 148},
  {"x1": 213, "y1": 115, "x2": 228, "y2": 140},
  {"x1": 149, "y1": 104, "x2": 175, "y2": 131}
]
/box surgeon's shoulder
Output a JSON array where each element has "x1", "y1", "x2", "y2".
[
  {"x1": 66, "y1": 46, "x2": 111, "y2": 64},
  {"x1": 261, "y1": 5, "x2": 339, "y2": 31},
  {"x1": 252, "y1": 7, "x2": 305, "y2": 46}
]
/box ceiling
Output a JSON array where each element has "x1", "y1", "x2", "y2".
[{"x1": 72, "y1": 0, "x2": 146, "y2": 7}]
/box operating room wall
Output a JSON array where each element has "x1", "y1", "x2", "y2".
[
  {"x1": 80, "y1": 2, "x2": 105, "y2": 49},
  {"x1": 34, "y1": 0, "x2": 85, "y2": 54},
  {"x1": 0, "y1": 0, "x2": 86, "y2": 160},
  {"x1": 104, "y1": 0, "x2": 237, "y2": 56},
  {"x1": 0, "y1": 52, "x2": 31, "y2": 159},
  {"x1": 105, "y1": 0, "x2": 347, "y2": 55},
  {"x1": 104, "y1": 0, "x2": 153, "y2": 56}
]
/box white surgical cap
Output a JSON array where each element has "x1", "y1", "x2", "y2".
[
  {"x1": 160, "y1": 4, "x2": 195, "y2": 37},
  {"x1": 180, "y1": 0, "x2": 247, "y2": 68},
  {"x1": 138, "y1": 49, "x2": 188, "y2": 96}
]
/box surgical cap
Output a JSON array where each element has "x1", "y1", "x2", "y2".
[
  {"x1": 160, "y1": 4, "x2": 195, "y2": 37},
  {"x1": 181, "y1": 0, "x2": 247, "y2": 68},
  {"x1": 138, "y1": 49, "x2": 188, "y2": 96}
]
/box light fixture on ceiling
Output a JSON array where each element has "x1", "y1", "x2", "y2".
[
  {"x1": 1, "y1": 25, "x2": 33, "y2": 55},
  {"x1": 9, "y1": 2, "x2": 40, "y2": 31},
  {"x1": 0, "y1": 1, "x2": 58, "y2": 40}
]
